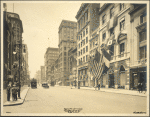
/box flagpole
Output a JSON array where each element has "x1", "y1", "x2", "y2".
[{"x1": 13, "y1": 3, "x2": 14, "y2": 13}]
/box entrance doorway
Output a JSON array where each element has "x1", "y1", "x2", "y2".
[{"x1": 109, "y1": 74, "x2": 114, "y2": 88}]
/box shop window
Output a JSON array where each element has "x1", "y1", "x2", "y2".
[
  {"x1": 140, "y1": 13, "x2": 146, "y2": 24},
  {"x1": 139, "y1": 30, "x2": 146, "y2": 42},
  {"x1": 120, "y1": 18, "x2": 125, "y2": 31},
  {"x1": 139, "y1": 46, "x2": 147, "y2": 59}
]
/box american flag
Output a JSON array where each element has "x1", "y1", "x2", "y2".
[{"x1": 89, "y1": 49, "x2": 104, "y2": 80}]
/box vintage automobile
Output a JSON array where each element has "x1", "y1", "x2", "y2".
[{"x1": 42, "y1": 82, "x2": 49, "y2": 88}]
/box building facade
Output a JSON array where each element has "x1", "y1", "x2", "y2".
[
  {"x1": 129, "y1": 4, "x2": 147, "y2": 90},
  {"x1": 76, "y1": 3, "x2": 100, "y2": 87},
  {"x1": 41, "y1": 66, "x2": 46, "y2": 83},
  {"x1": 44, "y1": 47, "x2": 59, "y2": 84},
  {"x1": 3, "y1": 9, "x2": 24, "y2": 88},
  {"x1": 22, "y1": 43, "x2": 30, "y2": 85},
  {"x1": 68, "y1": 47, "x2": 77, "y2": 86},
  {"x1": 97, "y1": 3, "x2": 147, "y2": 90},
  {"x1": 58, "y1": 20, "x2": 77, "y2": 86},
  {"x1": 54, "y1": 58, "x2": 59, "y2": 85}
]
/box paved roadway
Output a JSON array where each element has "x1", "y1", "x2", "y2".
[{"x1": 3, "y1": 85, "x2": 147, "y2": 115}]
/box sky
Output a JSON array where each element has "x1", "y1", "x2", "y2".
[{"x1": 4, "y1": 2, "x2": 82, "y2": 78}]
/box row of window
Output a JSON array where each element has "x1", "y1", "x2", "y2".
[
  {"x1": 78, "y1": 37, "x2": 88, "y2": 48},
  {"x1": 102, "y1": 18, "x2": 125, "y2": 40},
  {"x1": 102, "y1": 3, "x2": 125, "y2": 25},
  {"x1": 78, "y1": 55, "x2": 88, "y2": 65},
  {"x1": 90, "y1": 40, "x2": 98, "y2": 49},
  {"x1": 78, "y1": 11, "x2": 88, "y2": 30},
  {"x1": 77, "y1": 28, "x2": 88, "y2": 41},
  {"x1": 78, "y1": 46, "x2": 88, "y2": 56}
]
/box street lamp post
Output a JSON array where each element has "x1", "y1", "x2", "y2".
[
  {"x1": 13, "y1": 44, "x2": 22, "y2": 99},
  {"x1": 18, "y1": 44, "x2": 21, "y2": 99}
]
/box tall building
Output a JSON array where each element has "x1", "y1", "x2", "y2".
[
  {"x1": 54, "y1": 58, "x2": 59, "y2": 85},
  {"x1": 58, "y1": 20, "x2": 77, "y2": 86},
  {"x1": 129, "y1": 4, "x2": 147, "y2": 90},
  {"x1": 68, "y1": 47, "x2": 77, "y2": 86},
  {"x1": 41, "y1": 66, "x2": 46, "y2": 83},
  {"x1": 35, "y1": 70, "x2": 41, "y2": 84},
  {"x1": 3, "y1": 9, "x2": 24, "y2": 88},
  {"x1": 44, "y1": 47, "x2": 59, "y2": 84},
  {"x1": 76, "y1": 3, "x2": 100, "y2": 87},
  {"x1": 22, "y1": 42, "x2": 30, "y2": 85}
]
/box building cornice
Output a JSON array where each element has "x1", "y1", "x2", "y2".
[
  {"x1": 99, "y1": 3, "x2": 111, "y2": 15},
  {"x1": 75, "y1": 3, "x2": 89, "y2": 19}
]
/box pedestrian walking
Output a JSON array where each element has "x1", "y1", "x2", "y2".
[
  {"x1": 137, "y1": 83, "x2": 141, "y2": 93},
  {"x1": 7, "y1": 83, "x2": 11, "y2": 101},
  {"x1": 140, "y1": 83, "x2": 143, "y2": 93},
  {"x1": 12, "y1": 86, "x2": 15, "y2": 101},
  {"x1": 98, "y1": 84, "x2": 100, "y2": 90}
]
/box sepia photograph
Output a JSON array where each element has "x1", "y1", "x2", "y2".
[{"x1": 1, "y1": 1, "x2": 149, "y2": 116}]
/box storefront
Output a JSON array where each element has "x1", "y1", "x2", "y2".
[{"x1": 130, "y1": 67, "x2": 147, "y2": 90}]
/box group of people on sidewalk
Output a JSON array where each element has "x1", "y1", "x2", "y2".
[
  {"x1": 137, "y1": 83, "x2": 145, "y2": 93},
  {"x1": 7, "y1": 82, "x2": 20, "y2": 101}
]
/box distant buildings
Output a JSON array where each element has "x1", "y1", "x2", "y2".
[
  {"x1": 41, "y1": 66, "x2": 46, "y2": 83},
  {"x1": 58, "y1": 20, "x2": 77, "y2": 86},
  {"x1": 44, "y1": 47, "x2": 59, "y2": 84},
  {"x1": 22, "y1": 42, "x2": 30, "y2": 85},
  {"x1": 40, "y1": 3, "x2": 147, "y2": 91}
]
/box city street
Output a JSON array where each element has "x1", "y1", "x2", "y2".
[{"x1": 3, "y1": 86, "x2": 147, "y2": 114}]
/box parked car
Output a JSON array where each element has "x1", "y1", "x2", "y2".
[{"x1": 42, "y1": 82, "x2": 49, "y2": 88}]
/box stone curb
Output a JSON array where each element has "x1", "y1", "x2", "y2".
[
  {"x1": 3, "y1": 87, "x2": 30, "y2": 106},
  {"x1": 59, "y1": 86, "x2": 147, "y2": 97}
]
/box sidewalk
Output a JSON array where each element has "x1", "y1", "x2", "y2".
[
  {"x1": 60, "y1": 86, "x2": 147, "y2": 97},
  {"x1": 3, "y1": 85, "x2": 30, "y2": 106}
]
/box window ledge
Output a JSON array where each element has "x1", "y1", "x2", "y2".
[{"x1": 136, "y1": 22, "x2": 147, "y2": 32}]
